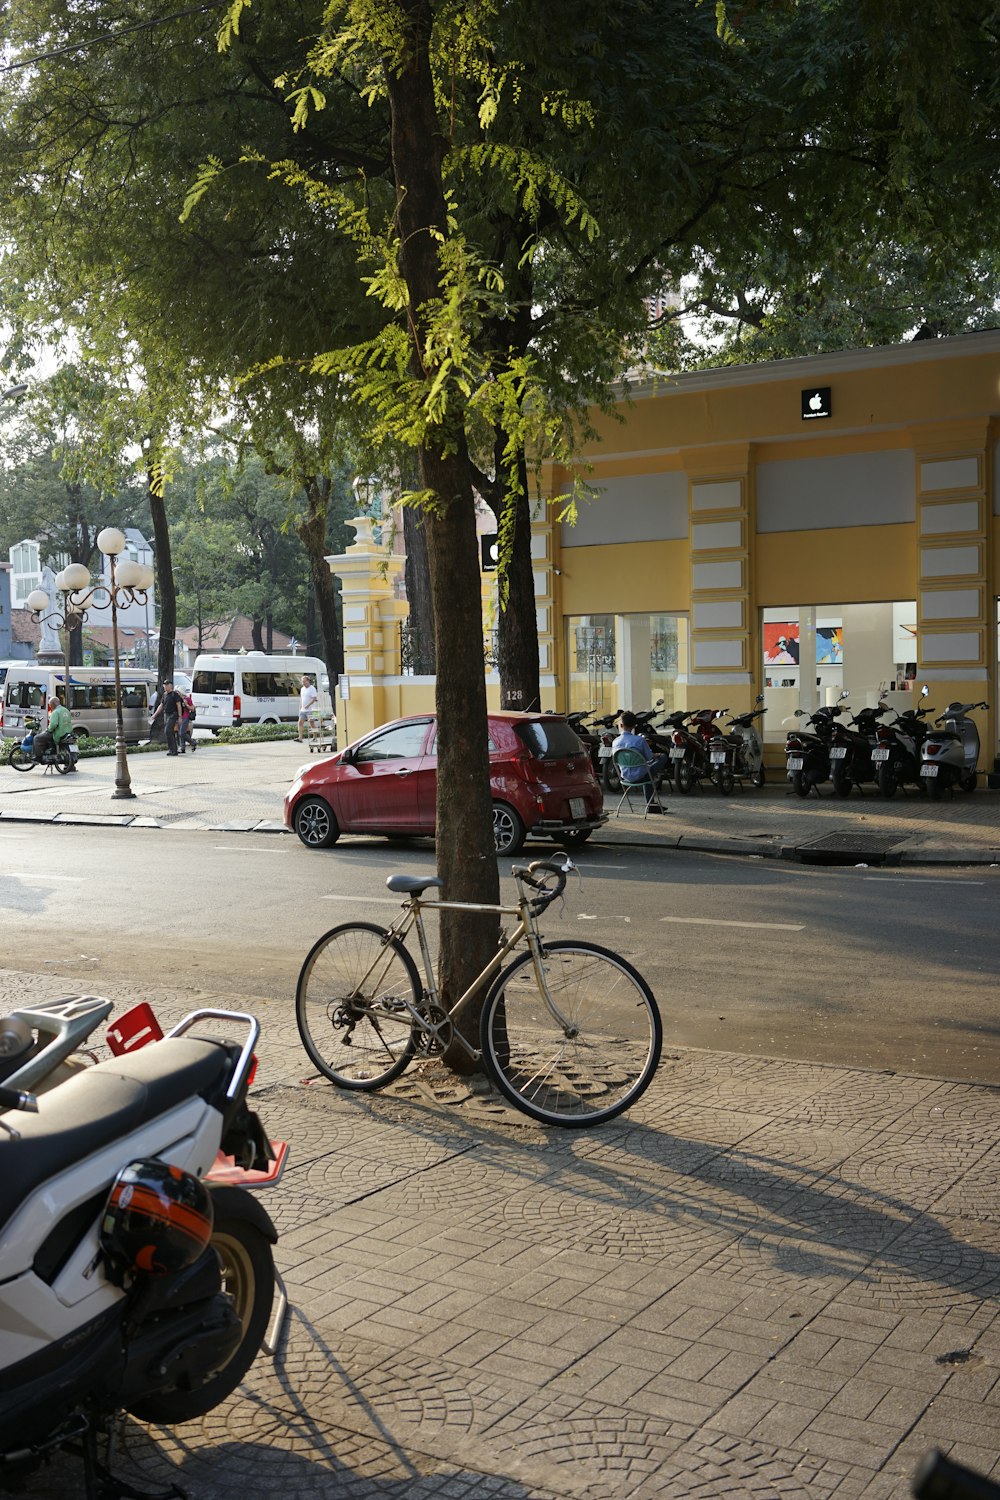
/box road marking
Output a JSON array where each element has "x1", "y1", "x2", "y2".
[
  {"x1": 659, "y1": 915, "x2": 805, "y2": 931},
  {"x1": 2, "y1": 872, "x2": 85, "y2": 881},
  {"x1": 212, "y1": 845, "x2": 288, "y2": 853},
  {"x1": 863, "y1": 876, "x2": 984, "y2": 886}
]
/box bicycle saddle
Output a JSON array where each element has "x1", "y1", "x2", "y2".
[{"x1": 385, "y1": 875, "x2": 444, "y2": 895}]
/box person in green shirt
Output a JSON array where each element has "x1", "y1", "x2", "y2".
[{"x1": 33, "y1": 695, "x2": 75, "y2": 769}]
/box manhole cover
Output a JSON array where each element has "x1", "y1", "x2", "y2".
[{"x1": 793, "y1": 831, "x2": 905, "y2": 866}]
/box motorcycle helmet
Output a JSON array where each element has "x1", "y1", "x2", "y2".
[{"x1": 100, "y1": 1158, "x2": 214, "y2": 1281}]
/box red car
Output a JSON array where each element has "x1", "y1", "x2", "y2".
[{"x1": 284, "y1": 712, "x2": 606, "y2": 854}]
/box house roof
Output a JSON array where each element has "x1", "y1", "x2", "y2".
[
  {"x1": 11, "y1": 609, "x2": 40, "y2": 646},
  {"x1": 176, "y1": 615, "x2": 293, "y2": 653}
]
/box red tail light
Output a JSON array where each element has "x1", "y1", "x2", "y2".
[
  {"x1": 786, "y1": 736, "x2": 804, "y2": 751},
  {"x1": 877, "y1": 727, "x2": 892, "y2": 743},
  {"x1": 924, "y1": 741, "x2": 943, "y2": 757},
  {"x1": 233, "y1": 694, "x2": 241, "y2": 720},
  {"x1": 672, "y1": 731, "x2": 685, "y2": 746}
]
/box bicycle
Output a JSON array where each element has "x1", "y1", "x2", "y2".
[{"x1": 295, "y1": 857, "x2": 662, "y2": 1128}]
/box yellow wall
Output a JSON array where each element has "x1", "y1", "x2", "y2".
[{"x1": 756, "y1": 525, "x2": 917, "y2": 606}]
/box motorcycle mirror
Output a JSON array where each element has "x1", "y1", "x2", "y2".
[
  {"x1": 920, "y1": 684, "x2": 929, "y2": 698},
  {"x1": 837, "y1": 689, "x2": 850, "y2": 702}
]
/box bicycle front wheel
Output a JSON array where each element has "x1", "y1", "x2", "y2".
[
  {"x1": 480, "y1": 940, "x2": 662, "y2": 1127},
  {"x1": 296, "y1": 922, "x2": 420, "y2": 1090}
]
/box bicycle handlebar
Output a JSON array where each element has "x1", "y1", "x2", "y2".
[{"x1": 511, "y1": 858, "x2": 569, "y2": 912}]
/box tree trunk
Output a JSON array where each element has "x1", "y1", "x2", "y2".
[
  {"x1": 403, "y1": 503, "x2": 435, "y2": 673},
  {"x1": 297, "y1": 475, "x2": 343, "y2": 679},
  {"x1": 251, "y1": 616, "x2": 264, "y2": 651},
  {"x1": 146, "y1": 463, "x2": 176, "y2": 688},
  {"x1": 490, "y1": 446, "x2": 541, "y2": 712},
  {"x1": 384, "y1": 0, "x2": 500, "y2": 1065}
]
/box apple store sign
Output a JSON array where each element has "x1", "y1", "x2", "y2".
[{"x1": 801, "y1": 386, "x2": 832, "y2": 420}]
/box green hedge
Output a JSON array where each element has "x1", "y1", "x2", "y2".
[
  {"x1": 216, "y1": 724, "x2": 299, "y2": 744},
  {"x1": 2, "y1": 722, "x2": 300, "y2": 763}
]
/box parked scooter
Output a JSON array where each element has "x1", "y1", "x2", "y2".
[
  {"x1": 708, "y1": 695, "x2": 767, "y2": 794},
  {"x1": 0, "y1": 1004, "x2": 284, "y2": 1493},
  {"x1": 0, "y1": 994, "x2": 113, "y2": 1093},
  {"x1": 919, "y1": 700, "x2": 989, "y2": 798},
  {"x1": 5, "y1": 714, "x2": 79, "y2": 774},
  {"x1": 828, "y1": 702, "x2": 891, "y2": 797},
  {"x1": 784, "y1": 691, "x2": 849, "y2": 796},
  {"x1": 871, "y1": 686, "x2": 935, "y2": 797},
  {"x1": 668, "y1": 707, "x2": 727, "y2": 793},
  {"x1": 566, "y1": 710, "x2": 602, "y2": 778}
]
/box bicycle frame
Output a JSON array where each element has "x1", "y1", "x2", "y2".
[{"x1": 368, "y1": 876, "x2": 574, "y2": 1061}]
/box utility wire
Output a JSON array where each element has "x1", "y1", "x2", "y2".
[{"x1": 1, "y1": 1, "x2": 229, "y2": 73}]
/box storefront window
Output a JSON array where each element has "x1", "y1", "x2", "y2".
[
  {"x1": 566, "y1": 613, "x2": 687, "y2": 715},
  {"x1": 761, "y1": 601, "x2": 916, "y2": 743}
]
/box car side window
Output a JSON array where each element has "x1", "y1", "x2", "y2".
[{"x1": 353, "y1": 721, "x2": 431, "y2": 763}]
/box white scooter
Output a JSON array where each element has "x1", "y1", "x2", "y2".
[
  {"x1": 0, "y1": 1005, "x2": 285, "y2": 1495},
  {"x1": 919, "y1": 700, "x2": 989, "y2": 799},
  {"x1": 709, "y1": 694, "x2": 767, "y2": 793}
]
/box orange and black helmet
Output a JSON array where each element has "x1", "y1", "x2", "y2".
[{"x1": 100, "y1": 1158, "x2": 214, "y2": 1280}]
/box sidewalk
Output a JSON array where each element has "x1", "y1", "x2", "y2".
[
  {"x1": 2, "y1": 737, "x2": 997, "y2": 865},
  {"x1": 8, "y1": 961, "x2": 1000, "y2": 1500}
]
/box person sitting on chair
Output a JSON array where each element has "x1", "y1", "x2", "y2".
[
  {"x1": 612, "y1": 711, "x2": 669, "y2": 812},
  {"x1": 32, "y1": 695, "x2": 75, "y2": 769}
]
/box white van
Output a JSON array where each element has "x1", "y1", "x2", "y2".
[
  {"x1": 190, "y1": 653, "x2": 330, "y2": 732},
  {"x1": 1, "y1": 664, "x2": 156, "y2": 743}
]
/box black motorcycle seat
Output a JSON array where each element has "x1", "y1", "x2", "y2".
[{"x1": 0, "y1": 1038, "x2": 232, "y2": 1230}]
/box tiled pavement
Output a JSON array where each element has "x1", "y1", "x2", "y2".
[{"x1": 4, "y1": 964, "x2": 999, "y2": 1500}]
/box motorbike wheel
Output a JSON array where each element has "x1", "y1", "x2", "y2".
[
  {"x1": 602, "y1": 758, "x2": 621, "y2": 794},
  {"x1": 752, "y1": 766, "x2": 766, "y2": 788},
  {"x1": 128, "y1": 1212, "x2": 275, "y2": 1424},
  {"x1": 7, "y1": 747, "x2": 34, "y2": 773},
  {"x1": 959, "y1": 770, "x2": 978, "y2": 793},
  {"x1": 877, "y1": 763, "x2": 899, "y2": 799},
  {"x1": 674, "y1": 762, "x2": 696, "y2": 794},
  {"x1": 831, "y1": 769, "x2": 852, "y2": 798},
  {"x1": 715, "y1": 769, "x2": 735, "y2": 795},
  {"x1": 927, "y1": 775, "x2": 945, "y2": 801},
  {"x1": 790, "y1": 770, "x2": 810, "y2": 798},
  {"x1": 55, "y1": 749, "x2": 74, "y2": 775}
]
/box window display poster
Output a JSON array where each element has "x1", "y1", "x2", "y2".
[{"x1": 764, "y1": 623, "x2": 843, "y2": 664}]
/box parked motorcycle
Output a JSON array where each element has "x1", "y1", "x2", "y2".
[
  {"x1": 784, "y1": 691, "x2": 849, "y2": 796},
  {"x1": 5, "y1": 714, "x2": 79, "y2": 774},
  {"x1": 668, "y1": 707, "x2": 726, "y2": 793},
  {"x1": 708, "y1": 695, "x2": 767, "y2": 794},
  {"x1": 566, "y1": 710, "x2": 602, "y2": 778},
  {"x1": 828, "y1": 702, "x2": 891, "y2": 797},
  {"x1": 919, "y1": 700, "x2": 989, "y2": 798},
  {"x1": 871, "y1": 686, "x2": 934, "y2": 797},
  {"x1": 0, "y1": 1004, "x2": 284, "y2": 1493},
  {"x1": 0, "y1": 993, "x2": 113, "y2": 1094}
]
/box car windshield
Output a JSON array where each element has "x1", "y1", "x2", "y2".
[{"x1": 515, "y1": 720, "x2": 585, "y2": 759}]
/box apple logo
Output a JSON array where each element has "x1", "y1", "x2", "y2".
[{"x1": 809, "y1": 391, "x2": 823, "y2": 410}]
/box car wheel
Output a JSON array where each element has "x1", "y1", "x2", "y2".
[
  {"x1": 294, "y1": 796, "x2": 340, "y2": 849},
  {"x1": 492, "y1": 802, "x2": 526, "y2": 855},
  {"x1": 555, "y1": 829, "x2": 592, "y2": 848}
]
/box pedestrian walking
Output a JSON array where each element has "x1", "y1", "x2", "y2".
[
  {"x1": 151, "y1": 680, "x2": 184, "y2": 755},
  {"x1": 297, "y1": 674, "x2": 318, "y2": 741},
  {"x1": 178, "y1": 689, "x2": 197, "y2": 754}
]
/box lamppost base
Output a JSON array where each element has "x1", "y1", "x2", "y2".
[{"x1": 112, "y1": 786, "x2": 136, "y2": 800}]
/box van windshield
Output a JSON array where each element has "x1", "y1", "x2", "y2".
[{"x1": 193, "y1": 671, "x2": 234, "y2": 695}]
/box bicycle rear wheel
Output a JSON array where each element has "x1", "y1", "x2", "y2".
[
  {"x1": 480, "y1": 940, "x2": 662, "y2": 1127},
  {"x1": 296, "y1": 922, "x2": 420, "y2": 1090}
]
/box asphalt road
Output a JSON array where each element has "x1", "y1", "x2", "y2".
[{"x1": 0, "y1": 824, "x2": 996, "y2": 1083}]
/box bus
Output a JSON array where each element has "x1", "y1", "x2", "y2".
[
  {"x1": 1, "y1": 665, "x2": 157, "y2": 743},
  {"x1": 190, "y1": 653, "x2": 331, "y2": 732}
]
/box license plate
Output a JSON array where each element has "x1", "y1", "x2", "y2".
[
  {"x1": 872, "y1": 748, "x2": 890, "y2": 762},
  {"x1": 669, "y1": 747, "x2": 685, "y2": 759},
  {"x1": 569, "y1": 797, "x2": 585, "y2": 818},
  {"x1": 598, "y1": 745, "x2": 612, "y2": 758},
  {"x1": 829, "y1": 746, "x2": 847, "y2": 759},
  {"x1": 920, "y1": 764, "x2": 938, "y2": 777},
  {"x1": 787, "y1": 757, "x2": 803, "y2": 771},
  {"x1": 710, "y1": 751, "x2": 726, "y2": 764}
]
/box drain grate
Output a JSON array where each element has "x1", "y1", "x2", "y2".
[{"x1": 793, "y1": 831, "x2": 906, "y2": 867}]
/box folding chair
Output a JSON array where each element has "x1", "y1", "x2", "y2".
[{"x1": 611, "y1": 747, "x2": 668, "y2": 818}]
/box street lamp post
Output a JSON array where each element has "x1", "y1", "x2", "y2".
[{"x1": 26, "y1": 528, "x2": 154, "y2": 801}]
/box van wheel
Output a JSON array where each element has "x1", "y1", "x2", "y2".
[
  {"x1": 492, "y1": 803, "x2": 525, "y2": 855},
  {"x1": 294, "y1": 797, "x2": 340, "y2": 849}
]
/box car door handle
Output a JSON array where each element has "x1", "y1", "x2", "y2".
[{"x1": 394, "y1": 768, "x2": 412, "y2": 776}]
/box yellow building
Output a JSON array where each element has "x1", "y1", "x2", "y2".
[{"x1": 330, "y1": 330, "x2": 1000, "y2": 767}]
